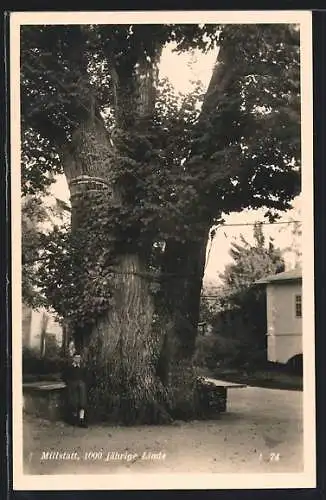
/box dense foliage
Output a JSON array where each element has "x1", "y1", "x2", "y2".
[{"x1": 22, "y1": 24, "x2": 300, "y2": 327}]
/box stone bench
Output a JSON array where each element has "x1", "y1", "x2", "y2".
[
  {"x1": 196, "y1": 376, "x2": 247, "y2": 416},
  {"x1": 23, "y1": 377, "x2": 247, "y2": 422},
  {"x1": 23, "y1": 381, "x2": 66, "y2": 421}
]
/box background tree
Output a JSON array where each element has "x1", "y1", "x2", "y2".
[
  {"x1": 204, "y1": 223, "x2": 285, "y2": 369},
  {"x1": 21, "y1": 23, "x2": 300, "y2": 423}
]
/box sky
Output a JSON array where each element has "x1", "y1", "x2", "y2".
[{"x1": 47, "y1": 43, "x2": 302, "y2": 287}]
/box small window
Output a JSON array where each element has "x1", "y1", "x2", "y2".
[{"x1": 295, "y1": 294, "x2": 302, "y2": 318}]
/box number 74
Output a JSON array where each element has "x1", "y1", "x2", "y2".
[{"x1": 259, "y1": 453, "x2": 280, "y2": 461}]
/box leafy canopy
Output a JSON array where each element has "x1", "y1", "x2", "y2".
[
  {"x1": 21, "y1": 23, "x2": 300, "y2": 223},
  {"x1": 21, "y1": 23, "x2": 301, "y2": 326}
]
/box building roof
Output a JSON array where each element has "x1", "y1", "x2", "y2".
[{"x1": 255, "y1": 268, "x2": 302, "y2": 285}]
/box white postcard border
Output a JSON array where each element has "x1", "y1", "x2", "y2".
[{"x1": 11, "y1": 10, "x2": 315, "y2": 490}]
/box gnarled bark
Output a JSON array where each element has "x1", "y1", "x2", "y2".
[
  {"x1": 159, "y1": 231, "x2": 210, "y2": 418},
  {"x1": 58, "y1": 38, "x2": 173, "y2": 423},
  {"x1": 61, "y1": 105, "x2": 170, "y2": 423}
]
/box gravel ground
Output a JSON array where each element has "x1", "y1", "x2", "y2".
[{"x1": 23, "y1": 385, "x2": 303, "y2": 475}]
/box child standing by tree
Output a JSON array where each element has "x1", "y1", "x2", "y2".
[{"x1": 63, "y1": 353, "x2": 88, "y2": 427}]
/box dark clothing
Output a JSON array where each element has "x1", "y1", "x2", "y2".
[
  {"x1": 63, "y1": 364, "x2": 87, "y2": 417},
  {"x1": 66, "y1": 379, "x2": 87, "y2": 410},
  {"x1": 63, "y1": 364, "x2": 86, "y2": 384}
]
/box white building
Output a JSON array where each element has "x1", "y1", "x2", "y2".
[{"x1": 256, "y1": 268, "x2": 302, "y2": 364}]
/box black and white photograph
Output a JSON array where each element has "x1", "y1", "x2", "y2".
[{"x1": 11, "y1": 10, "x2": 315, "y2": 490}]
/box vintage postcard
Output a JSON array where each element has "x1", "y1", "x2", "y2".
[{"x1": 11, "y1": 10, "x2": 315, "y2": 490}]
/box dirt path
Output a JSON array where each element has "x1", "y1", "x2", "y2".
[{"x1": 23, "y1": 386, "x2": 303, "y2": 474}]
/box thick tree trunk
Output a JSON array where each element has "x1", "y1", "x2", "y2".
[
  {"x1": 159, "y1": 229, "x2": 210, "y2": 418},
  {"x1": 53, "y1": 35, "x2": 174, "y2": 423},
  {"x1": 62, "y1": 112, "x2": 170, "y2": 424},
  {"x1": 86, "y1": 253, "x2": 170, "y2": 424}
]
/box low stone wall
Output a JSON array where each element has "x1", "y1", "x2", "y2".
[
  {"x1": 23, "y1": 378, "x2": 245, "y2": 422},
  {"x1": 195, "y1": 378, "x2": 227, "y2": 417},
  {"x1": 23, "y1": 382, "x2": 66, "y2": 421}
]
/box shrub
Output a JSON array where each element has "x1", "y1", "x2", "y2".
[
  {"x1": 23, "y1": 346, "x2": 68, "y2": 378},
  {"x1": 193, "y1": 334, "x2": 244, "y2": 371},
  {"x1": 193, "y1": 335, "x2": 218, "y2": 370},
  {"x1": 193, "y1": 332, "x2": 267, "y2": 373}
]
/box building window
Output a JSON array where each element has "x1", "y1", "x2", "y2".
[{"x1": 295, "y1": 294, "x2": 302, "y2": 318}]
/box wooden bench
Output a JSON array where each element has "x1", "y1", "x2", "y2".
[
  {"x1": 23, "y1": 381, "x2": 67, "y2": 421},
  {"x1": 196, "y1": 376, "x2": 246, "y2": 415}
]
